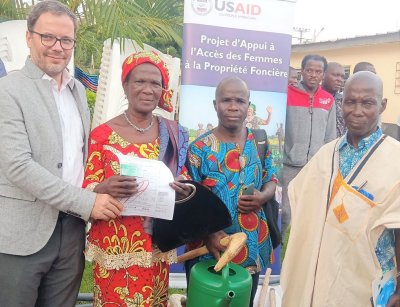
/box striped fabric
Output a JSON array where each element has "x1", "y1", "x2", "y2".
[{"x1": 74, "y1": 67, "x2": 98, "y2": 92}]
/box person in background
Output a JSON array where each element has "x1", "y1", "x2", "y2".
[
  {"x1": 288, "y1": 66, "x2": 298, "y2": 87},
  {"x1": 0, "y1": 1, "x2": 122, "y2": 306},
  {"x1": 381, "y1": 98, "x2": 400, "y2": 141},
  {"x1": 281, "y1": 54, "x2": 336, "y2": 239},
  {"x1": 185, "y1": 77, "x2": 277, "y2": 307},
  {"x1": 322, "y1": 62, "x2": 346, "y2": 136},
  {"x1": 282, "y1": 71, "x2": 400, "y2": 307},
  {"x1": 196, "y1": 122, "x2": 206, "y2": 137},
  {"x1": 0, "y1": 58, "x2": 7, "y2": 77},
  {"x1": 83, "y1": 51, "x2": 191, "y2": 307},
  {"x1": 276, "y1": 122, "x2": 285, "y2": 153},
  {"x1": 353, "y1": 61, "x2": 376, "y2": 74}
]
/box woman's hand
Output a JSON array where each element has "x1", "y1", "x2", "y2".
[
  {"x1": 169, "y1": 175, "x2": 193, "y2": 201},
  {"x1": 238, "y1": 189, "x2": 266, "y2": 214},
  {"x1": 93, "y1": 175, "x2": 138, "y2": 198}
]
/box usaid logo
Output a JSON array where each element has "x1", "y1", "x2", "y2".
[
  {"x1": 191, "y1": 0, "x2": 213, "y2": 15},
  {"x1": 192, "y1": 0, "x2": 262, "y2": 17}
]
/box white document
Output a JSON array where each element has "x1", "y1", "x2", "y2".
[{"x1": 118, "y1": 155, "x2": 175, "y2": 220}]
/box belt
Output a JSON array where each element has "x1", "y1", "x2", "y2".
[{"x1": 58, "y1": 212, "x2": 68, "y2": 221}]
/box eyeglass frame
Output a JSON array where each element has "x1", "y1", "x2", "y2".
[{"x1": 29, "y1": 30, "x2": 76, "y2": 50}]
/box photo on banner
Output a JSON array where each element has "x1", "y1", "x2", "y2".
[{"x1": 178, "y1": 0, "x2": 297, "y2": 273}]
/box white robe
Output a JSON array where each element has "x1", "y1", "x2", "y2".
[{"x1": 281, "y1": 136, "x2": 400, "y2": 307}]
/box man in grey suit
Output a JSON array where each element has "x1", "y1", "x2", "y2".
[{"x1": 0, "y1": 1, "x2": 123, "y2": 306}]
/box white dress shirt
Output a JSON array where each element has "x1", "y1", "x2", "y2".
[{"x1": 43, "y1": 70, "x2": 84, "y2": 187}]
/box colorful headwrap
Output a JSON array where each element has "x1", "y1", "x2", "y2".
[{"x1": 121, "y1": 51, "x2": 173, "y2": 112}]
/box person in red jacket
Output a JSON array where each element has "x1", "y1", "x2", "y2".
[
  {"x1": 281, "y1": 54, "x2": 337, "y2": 239},
  {"x1": 322, "y1": 62, "x2": 346, "y2": 137}
]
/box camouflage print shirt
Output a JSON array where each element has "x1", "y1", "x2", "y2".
[{"x1": 334, "y1": 91, "x2": 346, "y2": 137}]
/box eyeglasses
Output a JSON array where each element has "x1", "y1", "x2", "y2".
[{"x1": 30, "y1": 30, "x2": 76, "y2": 50}]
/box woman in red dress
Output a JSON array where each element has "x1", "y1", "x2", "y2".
[{"x1": 83, "y1": 51, "x2": 190, "y2": 306}]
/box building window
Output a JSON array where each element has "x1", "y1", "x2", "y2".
[
  {"x1": 339, "y1": 65, "x2": 351, "y2": 92},
  {"x1": 395, "y1": 62, "x2": 400, "y2": 94},
  {"x1": 296, "y1": 69, "x2": 301, "y2": 82},
  {"x1": 343, "y1": 66, "x2": 351, "y2": 80}
]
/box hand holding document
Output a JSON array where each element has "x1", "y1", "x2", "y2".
[{"x1": 118, "y1": 155, "x2": 175, "y2": 220}]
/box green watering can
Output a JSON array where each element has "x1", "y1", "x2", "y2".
[{"x1": 186, "y1": 259, "x2": 252, "y2": 307}]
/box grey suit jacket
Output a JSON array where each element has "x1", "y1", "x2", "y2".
[{"x1": 0, "y1": 58, "x2": 96, "y2": 256}]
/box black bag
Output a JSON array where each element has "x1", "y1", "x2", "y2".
[
  {"x1": 152, "y1": 180, "x2": 232, "y2": 252},
  {"x1": 263, "y1": 198, "x2": 281, "y2": 249},
  {"x1": 253, "y1": 129, "x2": 282, "y2": 249}
]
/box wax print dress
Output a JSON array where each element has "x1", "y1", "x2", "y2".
[
  {"x1": 186, "y1": 129, "x2": 278, "y2": 270},
  {"x1": 83, "y1": 120, "x2": 188, "y2": 307}
]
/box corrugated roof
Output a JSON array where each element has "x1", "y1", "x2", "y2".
[{"x1": 292, "y1": 31, "x2": 400, "y2": 52}]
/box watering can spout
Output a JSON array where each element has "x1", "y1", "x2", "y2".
[
  {"x1": 186, "y1": 260, "x2": 251, "y2": 307},
  {"x1": 221, "y1": 290, "x2": 236, "y2": 307}
]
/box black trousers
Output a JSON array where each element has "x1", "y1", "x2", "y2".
[{"x1": 0, "y1": 215, "x2": 86, "y2": 307}]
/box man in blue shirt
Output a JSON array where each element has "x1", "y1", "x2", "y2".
[{"x1": 185, "y1": 77, "x2": 277, "y2": 307}]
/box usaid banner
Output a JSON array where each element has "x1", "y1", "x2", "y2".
[
  {"x1": 179, "y1": 0, "x2": 296, "y2": 140},
  {"x1": 177, "y1": 0, "x2": 296, "y2": 274}
]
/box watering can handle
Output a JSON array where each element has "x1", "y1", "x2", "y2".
[
  {"x1": 214, "y1": 232, "x2": 247, "y2": 272},
  {"x1": 222, "y1": 262, "x2": 230, "y2": 281},
  {"x1": 176, "y1": 232, "x2": 247, "y2": 266}
]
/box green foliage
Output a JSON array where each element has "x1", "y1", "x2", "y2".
[
  {"x1": 79, "y1": 261, "x2": 93, "y2": 294},
  {"x1": 0, "y1": 0, "x2": 27, "y2": 21},
  {"x1": 86, "y1": 89, "x2": 96, "y2": 119},
  {"x1": 147, "y1": 36, "x2": 180, "y2": 57},
  {"x1": 67, "y1": 0, "x2": 184, "y2": 69},
  {"x1": 141, "y1": 0, "x2": 184, "y2": 57},
  {"x1": 169, "y1": 288, "x2": 187, "y2": 295},
  {"x1": 188, "y1": 128, "x2": 198, "y2": 139},
  {"x1": 281, "y1": 225, "x2": 291, "y2": 263}
]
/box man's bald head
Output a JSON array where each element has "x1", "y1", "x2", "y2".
[
  {"x1": 344, "y1": 71, "x2": 383, "y2": 102},
  {"x1": 213, "y1": 76, "x2": 251, "y2": 133},
  {"x1": 215, "y1": 77, "x2": 250, "y2": 100},
  {"x1": 342, "y1": 71, "x2": 386, "y2": 146}
]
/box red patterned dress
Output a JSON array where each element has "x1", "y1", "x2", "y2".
[{"x1": 83, "y1": 123, "x2": 177, "y2": 307}]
